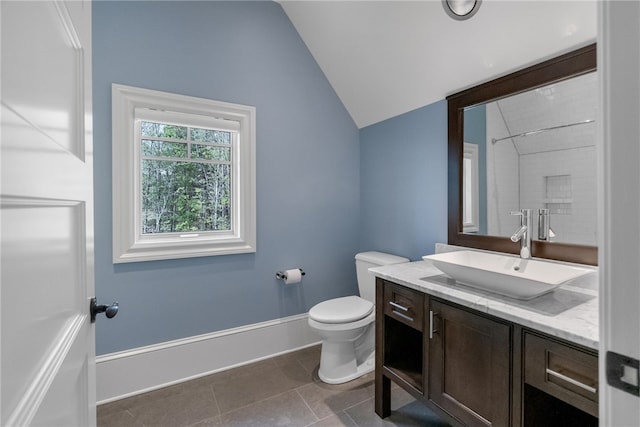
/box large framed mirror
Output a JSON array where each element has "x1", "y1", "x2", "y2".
[{"x1": 447, "y1": 44, "x2": 597, "y2": 265}]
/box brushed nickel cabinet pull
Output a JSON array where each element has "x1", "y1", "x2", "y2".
[
  {"x1": 429, "y1": 310, "x2": 438, "y2": 339},
  {"x1": 389, "y1": 301, "x2": 409, "y2": 312},
  {"x1": 546, "y1": 368, "x2": 597, "y2": 394}
]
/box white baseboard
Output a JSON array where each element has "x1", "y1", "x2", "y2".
[{"x1": 96, "y1": 313, "x2": 319, "y2": 404}]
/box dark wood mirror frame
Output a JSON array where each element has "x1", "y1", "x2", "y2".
[{"x1": 447, "y1": 43, "x2": 597, "y2": 265}]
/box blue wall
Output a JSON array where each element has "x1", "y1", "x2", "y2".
[
  {"x1": 359, "y1": 101, "x2": 448, "y2": 261},
  {"x1": 93, "y1": 1, "x2": 360, "y2": 355}
]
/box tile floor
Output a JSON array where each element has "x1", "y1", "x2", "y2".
[{"x1": 97, "y1": 345, "x2": 449, "y2": 427}]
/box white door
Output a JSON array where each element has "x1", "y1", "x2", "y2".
[
  {"x1": 599, "y1": 1, "x2": 640, "y2": 425},
  {"x1": 1, "y1": 1, "x2": 97, "y2": 425}
]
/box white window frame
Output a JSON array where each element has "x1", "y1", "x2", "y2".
[
  {"x1": 463, "y1": 142, "x2": 480, "y2": 233},
  {"x1": 112, "y1": 84, "x2": 256, "y2": 263}
]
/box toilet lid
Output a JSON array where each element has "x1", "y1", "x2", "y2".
[{"x1": 309, "y1": 296, "x2": 374, "y2": 324}]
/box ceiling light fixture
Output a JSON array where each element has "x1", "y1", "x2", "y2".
[{"x1": 442, "y1": 0, "x2": 482, "y2": 21}]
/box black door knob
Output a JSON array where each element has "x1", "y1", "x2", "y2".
[{"x1": 90, "y1": 298, "x2": 119, "y2": 323}]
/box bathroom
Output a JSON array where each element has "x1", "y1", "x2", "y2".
[
  {"x1": 1, "y1": 0, "x2": 639, "y2": 426},
  {"x1": 93, "y1": 0, "x2": 447, "y2": 404}
]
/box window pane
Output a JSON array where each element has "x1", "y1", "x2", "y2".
[
  {"x1": 141, "y1": 121, "x2": 187, "y2": 140},
  {"x1": 141, "y1": 159, "x2": 231, "y2": 234},
  {"x1": 141, "y1": 140, "x2": 188, "y2": 158},
  {"x1": 191, "y1": 128, "x2": 231, "y2": 144},
  {"x1": 191, "y1": 144, "x2": 231, "y2": 161}
]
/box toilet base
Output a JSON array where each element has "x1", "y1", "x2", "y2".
[
  {"x1": 318, "y1": 348, "x2": 375, "y2": 384},
  {"x1": 317, "y1": 332, "x2": 375, "y2": 384}
]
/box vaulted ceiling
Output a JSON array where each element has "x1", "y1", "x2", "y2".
[{"x1": 279, "y1": 1, "x2": 597, "y2": 128}]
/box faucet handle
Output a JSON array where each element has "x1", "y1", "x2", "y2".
[{"x1": 510, "y1": 210, "x2": 524, "y2": 216}]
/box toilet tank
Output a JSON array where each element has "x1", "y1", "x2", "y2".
[{"x1": 355, "y1": 251, "x2": 409, "y2": 303}]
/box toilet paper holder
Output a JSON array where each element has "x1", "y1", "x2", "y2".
[{"x1": 276, "y1": 269, "x2": 306, "y2": 280}]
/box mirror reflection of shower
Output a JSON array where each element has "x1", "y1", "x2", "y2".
[{"x1": 485, "y1": 72, "x2": 597, "y2": 246}]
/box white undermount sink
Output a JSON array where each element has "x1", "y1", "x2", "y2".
[{"x1": 422, "y1": 250, "x2": 592, "y2": 300}]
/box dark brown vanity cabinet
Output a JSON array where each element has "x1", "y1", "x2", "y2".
[
  {"x1": 429, "y1": 299, "x2": 512, "y2": 427},
  {"x1": 375, "y1": 278, "x2": 598, "y2": 427}
]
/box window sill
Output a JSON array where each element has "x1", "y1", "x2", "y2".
[{"x1": 113, "y1": 234, "x2": 256, "y2": 263}]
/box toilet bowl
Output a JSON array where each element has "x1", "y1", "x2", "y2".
[
  {"x1": 308, "y1": 251, "x2": 409, "y2": 384},
  {"x1": 308, "y1": 296, "x2": 376, "y2": 384}
]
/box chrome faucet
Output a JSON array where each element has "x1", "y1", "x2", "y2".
[{"x1": 510, "y1": 209, "x2": 532, "y2": 259}]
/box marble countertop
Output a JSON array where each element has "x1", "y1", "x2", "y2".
[{"x1": 370, "y1": 259, "x2": 599, "y2": 350}]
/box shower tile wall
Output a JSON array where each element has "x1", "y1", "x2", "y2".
[
  {"x1": 486, "y1": 72, "x2": 597, "y2": 246},
  {"x1": 486, "y1": 102, "x2": 520, "y2": 236},
  {"x1": 520, "y1": 144, "x2": 597, "y2": 245}
]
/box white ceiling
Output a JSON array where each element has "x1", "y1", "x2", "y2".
[{"x1": 278, "y1": 0, "x2": 597, "y2": 129}]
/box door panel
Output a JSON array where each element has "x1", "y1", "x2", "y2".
[
  {"x1": 2, "y1": 0, "x2": 84, "y2": 156},
  {"x1": 1, "y1": 201, "x2": 87, "y2": 422},
  {"x1": 31, "y1": 324, "x2": 91, "y2": 426},
  {"x1": 1, "y1": 0, "x2": 95, "y2": 425}
]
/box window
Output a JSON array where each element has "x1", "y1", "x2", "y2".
[
  {"x1": 112, "y1": 84, "x2": 256, "y2": 263},
  {"x1": 462, "y1": 142, "x2": 479, "y2": 233}
]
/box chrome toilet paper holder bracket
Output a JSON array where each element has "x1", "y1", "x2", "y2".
[{"x1": 276, "y1": 269, "x2": 306, "y2": 280}]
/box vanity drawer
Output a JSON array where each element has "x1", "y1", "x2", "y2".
[
  {"x1": 524, "y1": 332, "x2": 598, "y2": 417},
  {"x1": 383, "y1": 282, "x2": 424, "y2": 331}
]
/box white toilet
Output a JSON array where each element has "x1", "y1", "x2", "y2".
[{"x1": 308, "y1": 251, "x2": 409, "y2": 384}]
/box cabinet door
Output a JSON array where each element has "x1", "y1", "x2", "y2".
[{"x1": 429, "y1": 299, "x2": 511, "y2": 427}]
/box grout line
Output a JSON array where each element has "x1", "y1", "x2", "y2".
[
  {"x1": 186, "y1": 415, "x2": 223, "y2": 427},
  {"x1": 343, "y1": 408, "x2": 361, "y2": 427},
  {"x1": 296, "y1": 388, "x2": 321, "y2": 427},
  {"x1": 342, "y1": 395, "x2": 374, "y2": 413},
  {"x1": 209, "y1": 383, "x2": 222, "y2": 420},
  {"x1": 295, "y1": 376, "x2": 377, "y2": 426}
]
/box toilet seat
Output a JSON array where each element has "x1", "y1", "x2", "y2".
[{"x1": 309, "y1": 296, "x2": 373, "y2": 324}]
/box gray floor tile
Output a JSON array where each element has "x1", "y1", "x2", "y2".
[
  {"x1": 126, "y1": 385, "x2": 218, "y2": 426},
  {"x1": 345, "y1": 388, "x2": 449, "y2": 427},
  {"x1": 188, "y1": 415, "x2": 226, "y2": 427},
  {"x1": 98, "y1": 346, "x2": 446, "y2": 427},
  {"x1": 296, "y1": 372, "x2": 374, "y2": 419},
  {"x1": 97, "y1": 407, "x2": 141, "y2": 427},
  {"x1": 308, "y1": 412, "x2": 359, "y2": 427},
  {"x1": 212, "y1": 357, "x2": 313, "y2": 414},
  {"x1": 220, "y1": 389, "x2": 318, "y2": 427}
]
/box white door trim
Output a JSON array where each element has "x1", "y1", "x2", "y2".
[{"x1": 598, "y1": 1, "x2": 640, "y2": 425}]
